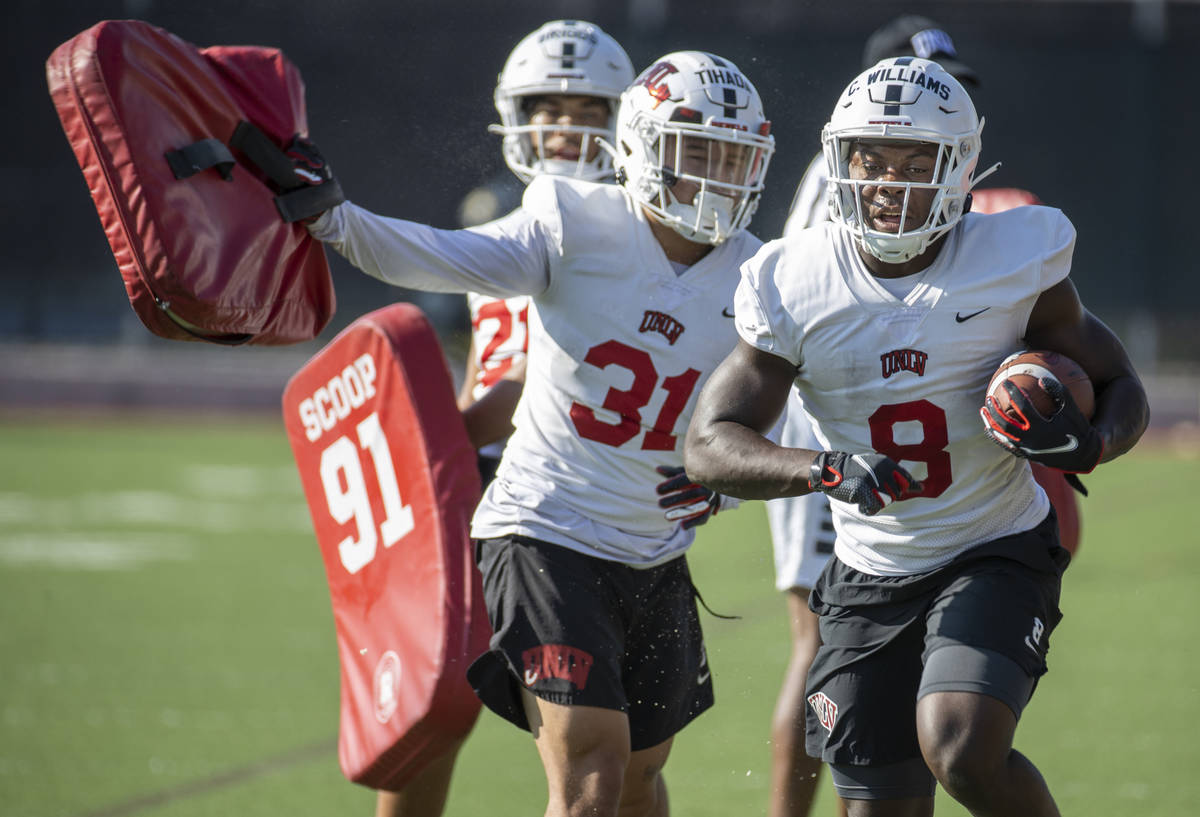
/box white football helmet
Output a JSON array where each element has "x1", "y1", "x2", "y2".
[
  {"x1": 822, "y1": 57, "x2": 997, "y2": 263},
  {"x1": 611, "y1": 51, "x2": 775, "y2": 245},
  {"x1": 492, "y1": 20, "x2": 634, "y2": 183}
]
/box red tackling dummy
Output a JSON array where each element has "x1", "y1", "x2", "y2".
[
  {"x1": 283, "y1": 304, "x2": 489, "y2": 790},
  {"x1": 46, "y1": 20, "x2": 337, "y2": 344}
]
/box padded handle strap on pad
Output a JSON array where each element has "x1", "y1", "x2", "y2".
[
  {"x1": 165, "y1": 139, "x2": 236, "y2": 181},
  {"x1": 274, "y1": 178, "x2": 345, "y2": 223},
  {"x1": 229, "y1": 120, "x2": 345, "y2": 222},
  {"x1": 229, "y1": 120, "x2": 300, "y2": 188}
]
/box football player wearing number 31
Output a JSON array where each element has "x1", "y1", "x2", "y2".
[
  {"x1": 306, "y1": 51, "x2": 775, "y2": 817},
  {"x1": 684, "y1": 58, "x2": 1147, "y2": 816}
]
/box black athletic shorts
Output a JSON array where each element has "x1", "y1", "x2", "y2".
[
  {"x1": 466, "y1": 535, "x2": 714, "y2": 751},
  {"x1": 805, "y1": 511, "x2": 1069, "y2": 768}
]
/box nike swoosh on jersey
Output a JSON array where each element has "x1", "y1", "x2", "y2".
[
  {"x1": 1019, "y1": 435, "x2": 1079, "y2": 456},
  {"x1": 721, "y1": 307, "x2": 735, "y2": 318},
  {"x1": 955, "y1": 307, "x2": 991, "y2": 322}
]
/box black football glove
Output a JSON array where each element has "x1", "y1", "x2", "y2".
[
  {"x1": 980, "y1": 377, "x2": 1103, "y2": 473},
  {"x1": 229, "y1": 122, "x2": 344, "y2": 223},
  {"x1": 808, "y1": 451, "x2": 920, "y2": 517},
  {"x1": 285, "y1": 136, "x2": 335, "y2": 187},
  {"x1": 279, "y1": 136, "x2": 343, "y2": 224},
  {"x1": 655, "y1": 466, "x2": 720, "y2": 530}
]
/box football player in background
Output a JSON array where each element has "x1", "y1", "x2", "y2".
[
  {"x1": 456, "y1": 20, "x2": 634, "y2": 495},
  {"x1": 685, "y1": 58, "x2": 1147, "y2": 816},
  {"x1": 307, "y1": 50, "x2": 776, "y2": 817},
  {"x1": 764, "y1": 17, "x2": 1079, "y2": 817},
  {"x1": 374, "y1": 21, "x2": 634, "y2": 817}
]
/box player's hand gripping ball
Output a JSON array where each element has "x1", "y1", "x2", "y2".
[{"x1": 980, "y1": 350, "x2": 1102, "y2": 473}]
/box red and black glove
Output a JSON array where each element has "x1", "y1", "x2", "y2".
[
  {"x1": 229, "y1": 122, "x2": 344, "y2": 223},
  {"x1": 655, "y1": 465, "x2": 721, "y2": 530},
  {"x1": 808, "y1": 451, "x2": 920, "y2": 516},
  {"x1": 980, "y1": 378, "x2": 1103, "y2": 473},
  {"x1": 285, "y1": 136, "x2": 335, "y2": 187}
]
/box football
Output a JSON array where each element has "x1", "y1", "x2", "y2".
[{"x1": 986, "y1": 350, "x2": 1095, "y2": 420}]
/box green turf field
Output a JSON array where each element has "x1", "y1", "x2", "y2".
[{"x1": 1, "y1": 417, "x2": 1196, "y2": 816}]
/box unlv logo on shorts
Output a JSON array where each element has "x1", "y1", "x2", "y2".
[
  {"x1": 522, "y1": 644, "x2": 595, "y2": 691},
  {"x1": 807, "y1": 691, "x2": 838, "y2": 733}
]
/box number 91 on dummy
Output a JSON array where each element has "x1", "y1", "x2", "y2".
[{"x1": 290, "y1": 350, "x2": 415, "y2": 576}]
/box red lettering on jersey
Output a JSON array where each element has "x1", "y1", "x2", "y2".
[
  {"x1": 638, "y1": 62, "x2": 679, "y2": 109},
  {"x1": 521, "y1": 644, "x2": 595, "y2": 690},
  {"x1": 807, "y1": 691, "x2": 838, "y2": 732},
  {"x1": 639, "y1": 310, "x2": 685, "y2": 345},
  {"x1": 880, "y1": 348, "x2": 928, "y2": 378}
]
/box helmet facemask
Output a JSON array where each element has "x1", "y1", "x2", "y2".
[
  {"x1": 643, "y1": 119, "x2": 772, "y2": 243},
  {"x1": 824, "y1": 127, "x2": 983, "y2": 263},
  {"x1": 492, "y1": 95, "x2": 620, "y2": 183}
]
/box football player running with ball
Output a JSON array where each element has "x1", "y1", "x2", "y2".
[
  {"x1": 685, "y1": 58, "x2": 1147, "y2": 816},
  {"x1": 765, "y1": 17, "x2": 1081, "y2": 817},
  {"x1": 307, "y1": 51, "x2": 775, "y2": 817}
]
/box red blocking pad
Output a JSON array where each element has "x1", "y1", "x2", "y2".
[
  {"x1": 46, "y1": 20, "x2": 335, "y2": 344},
  {"x1": 283, "y1": 303, "x2": 488, "y2": 789}
]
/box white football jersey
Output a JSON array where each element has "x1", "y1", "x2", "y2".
[
  {"x1": 465, "y1": 291, "x2": 530, "y2": 458},
  {"x1": 311, "y1": 176, "x2": 760, "y2": 565},
  {"x1": 736, "y1": 206, "x2": 1075, "y2": 575}
]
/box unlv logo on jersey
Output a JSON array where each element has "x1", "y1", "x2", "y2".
[
  {"x1": 639, "y1": 310, "x2": 685, "y2": 345},
  {"x1": 637, "y1": 61, "x2": 678, "y2": 109},
  {"x1": 522, "y1": 644, "x2": 595, "y2": 691},
  {"x1": 881, "y1": 348, "x2": 929, "y2": 378}
]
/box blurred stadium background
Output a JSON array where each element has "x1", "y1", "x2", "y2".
[{"x1": 3, "y1": 0, "x2": 1199, "y2": 430}]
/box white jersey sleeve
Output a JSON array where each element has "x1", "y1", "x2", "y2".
[
  {"x1": 307, "y1": 198, "x2": 552, "y2": 297},
  {"x1": 737, "y1": 207, "x2": 1076, "y2": 575}
]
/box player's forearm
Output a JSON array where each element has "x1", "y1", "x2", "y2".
[
  {"x1": 461, "y1": 378, "x2": 523, "y2": 450},
  {"x1": 683, "y1": 420, "x2": 815, "y2": 500},
  {"x1": 309, "y1": 202, "x2": 547, "y2": 297},
  {"x1": 1093, "y1": 373, "x2": 1149, "y2": 463}
]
